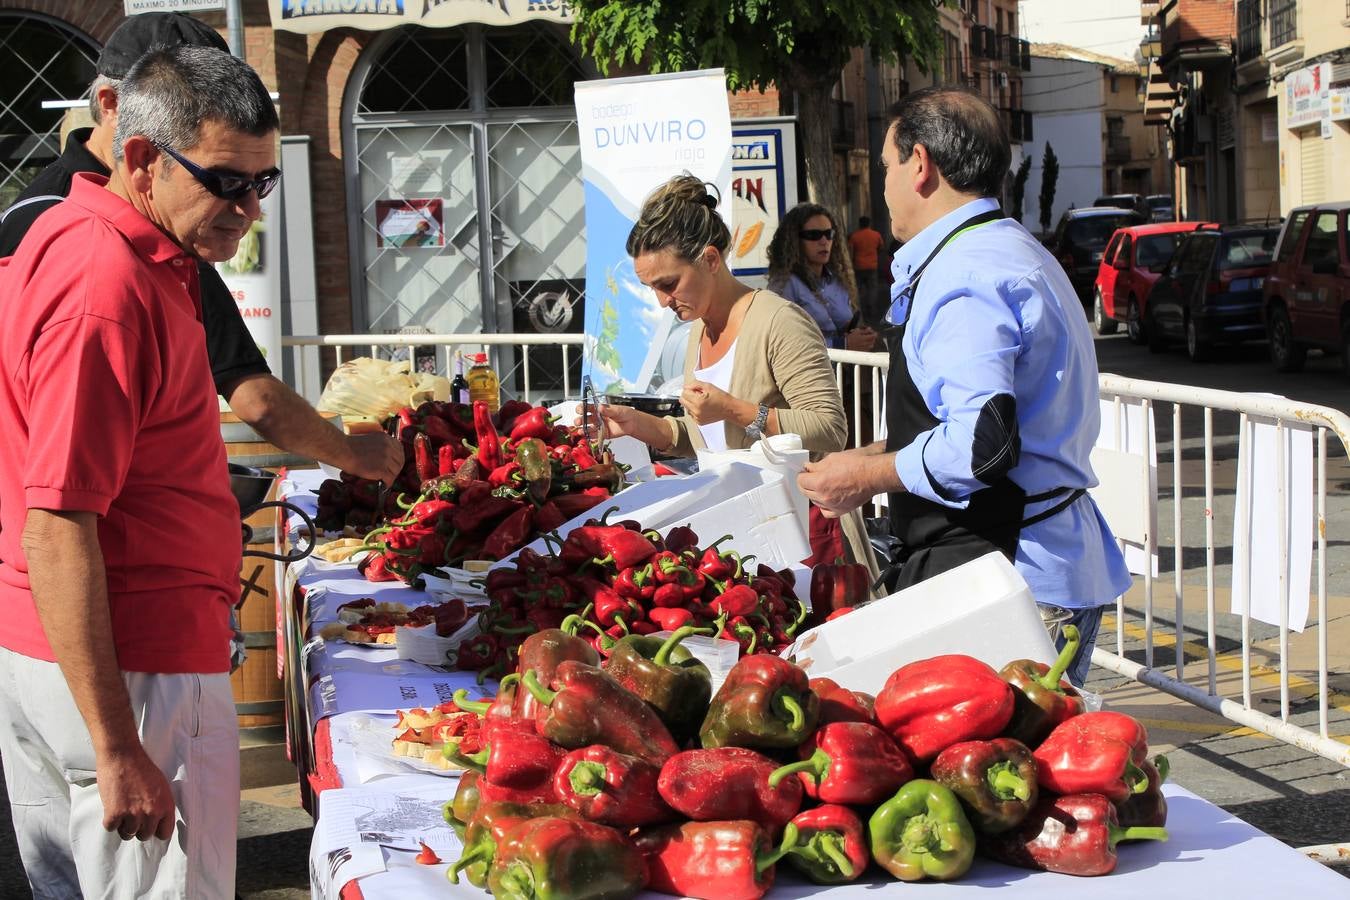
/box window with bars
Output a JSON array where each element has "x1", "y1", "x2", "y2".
[
  {"x1": 1268, "y1": 0, "x2": 1297, "y2": 48},
  {"x1": 347, "y1": 24, "x2": 590, "y2": 398},
  {"x1": 0, "y1": 13, "x2": 98, "y2": 209}
]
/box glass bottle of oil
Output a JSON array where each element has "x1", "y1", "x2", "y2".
[{"x1": 466, "y1": 352, "x2": 500, "y2": 413}]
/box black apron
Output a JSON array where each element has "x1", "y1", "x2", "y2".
[{"x1": 880, "y1": 209, "x2": 1084, "y2": 592}]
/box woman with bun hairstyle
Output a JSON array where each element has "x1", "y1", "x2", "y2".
[
  {"x1": 592, "y1": 175, "x2": 878, "y2": 575},
  {"x1": 767, "y1": 203, "x2": 878, "y2": 351}
]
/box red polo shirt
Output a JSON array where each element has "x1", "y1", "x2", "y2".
[{"x1": 0, "y1": 173, "x2": 239, "y2": 673}]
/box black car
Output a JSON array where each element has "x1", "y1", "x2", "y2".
[
  {"x1": 1146, "y1": 194, "x2": 1175, "y2": 223},
  {"x1": 1145, "y1": 224, "x2": 1280, "y2": 361},
  {"x1": 1093, "y1": 193, "x2": 1150, "y2": 218},
  {"x1": 1048, "y1": 207, "x2": 1147, "y2": 305}
]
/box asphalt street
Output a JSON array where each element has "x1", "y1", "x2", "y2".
[{"x1": 1, "y1": 328, "x2": 1347, "y2": 896}]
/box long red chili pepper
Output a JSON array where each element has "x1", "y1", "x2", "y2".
[{"x1": 473, "y1": 400, "x2": 502, "y2": 470}]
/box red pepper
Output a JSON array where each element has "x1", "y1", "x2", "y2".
[
  {"x1": 695, "y1": 535, "x2": 741, "y2": 580},
  {"x1": 513, "y1": 628, "x2": 601, "y2": 722},
  {"x1": 1000, "y1": 623, "x2": 1088, "y2": 748},
  {"x1": 656, "y1": 747, "x2": 803, "y2": 834},
  {"x1": 357, "y1": 550, "x2": 400, "y2": 582},
  {"x1": 521, "y1": 660, "x2": 680, "y2": 765},
  {"x1": 473, "y1": 400, "x2": 502, "y2": 471},
  {"x1": 475, "y1": 776, "x2": 559, "y2": 807},
  {"x1": 534, "y1": 491, "x2": 608, "y2": 533},
  {"x1": 808, "y1": 558, "x2": 871, "y2": 626},
  {"x1": 401, "y1": 497, "x2": 454, "y2": 530},
  {"x1": 422, "y1": 413, "x2": 457, "y2": 444},
  {"x1": 569, "y1": 442, "x2": 598, "y2": 470},
  {"x1": 452, "y1": 495, "x2": 522, "y2": 537},
  {"x1": 481, "y1": 504, "x2": 534, "y2": 560},
  {"x1": 874, "y1": 654, "x2": 1016, "y2": 763},
  {"x1": 635, "y1": 820, "x2": 783, "y2": 900},
  {"x1": 809, "y1": 677, "x2": 876, "y2": 726},
  {"x1": 1116, "y1": 754, "x2": 1169, "y2": 831},
  {"x1": 560, "y1": 526, "x2": 657, "y2": 571},
  {"x1": 1032, "y1": 710, "x2": 1152, "y2": 803},
  {"x1": 930, "y1": 738, "x2": 1040, "y2": 834},
  {"x1": 456, "y1": 633, "x2": 500, "y2": 671},
  {"x1": 507, "y1": 407, "x2": 558, "y2": 442},
  {"x1": 488, "y1": 461, "x2": 522, "y2": 488},
  {"x1": 647, "y1": 607, "x2": 696, "y2": 631},
  {"x1": 780, "y1": 805, "x2": 870, "y2": 885},
  {"x1": 494, "y1": 398, "x2": 534, "y2": 432},
  {"x1": 664, "y1": 525, "x2": 701, "y2": 555},
  {"x1": 981, "y1": 792, "x2": 1169, "y2": 876},
  {"x1": 449, "y1": 728, "x2": 565, "y2": 794},
  {"x1": 614, "y1": 563, "x2": 656, "y2": 602},
  {"x1": 767, "y1": 721, "x2": 913, "y2": 806},
  {"x1": 412, "y1": 431, "x2": 437, "y2": 484},
  {"x1": 709, "y1": 583, "x2": 759, "y2": 618},
  {"x1": 414, "y1": 842, "x2": 440, "y2": 865},
  {"x1": 553, "y1": 745, "x2": 674, "y2": 827},
  {"x1": 592, "y1": 585, "x2": 641, "y2": 629}
]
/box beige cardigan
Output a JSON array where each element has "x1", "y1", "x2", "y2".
[
  {"x1": 660, "y1": 290, "x2": 848, "y2": 458},
  {"x1": 659, "y1": 290, "x2": 879, "y2": 579}
]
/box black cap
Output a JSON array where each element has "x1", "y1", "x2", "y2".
[{"x1": 96, "y1": 13, "x2": 230, "y2": 79}]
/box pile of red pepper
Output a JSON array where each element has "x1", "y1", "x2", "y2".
[
  {"x1": 461, "y1": 520, "x2": 810, "y2": 680},
  {"x1": 314, "y1": 400, "x2": 625, "y2": 585},
  {"x1": 429, "y1": 624, "x2": 1170, "y2": 898}
]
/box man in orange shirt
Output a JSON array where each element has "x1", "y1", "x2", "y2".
[{"x1": 847, "y1": 215, "x2": 886, "y2": 323}]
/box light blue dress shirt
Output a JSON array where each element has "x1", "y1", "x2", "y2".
[
  {"x1": 886, "y1": 197, "x2": 1131, "y2": 609},
  {"x1": 775, "y1": 271, "x2": 853, "y2": 349}
]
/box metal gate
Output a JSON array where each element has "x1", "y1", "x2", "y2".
[{"x1": 343, "y1": 23, "x2": 590, "y2": 396}]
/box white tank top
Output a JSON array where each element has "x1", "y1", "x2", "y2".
[{"x1": 692, "y1": 339, "x2": 737, "y2": 452}]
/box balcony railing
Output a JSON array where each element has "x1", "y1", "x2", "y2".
[
  {"x1": 1003, "y1": 108, "x2": 1033, "y2": 143},
  {"x1": 1269, "y1": 0, "x2": 1297, "y2": 48},
  {"x1": 1106, "y1": 134, "x2": 1132, "y2": 163},
  {"x1": 1237, "y1": 0, "x2": 1262, "y2": 63}
]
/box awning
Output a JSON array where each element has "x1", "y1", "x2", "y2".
[{"x1": 270, "y1": 0, "x2": 572, "y2": 35}]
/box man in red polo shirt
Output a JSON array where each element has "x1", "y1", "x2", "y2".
[{"x1": 0, "y1": 45, "x2": 277, "y2": 898}]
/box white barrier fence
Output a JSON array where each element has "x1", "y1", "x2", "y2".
[{"x1": 281, "y1": 333, "x2": 1349, "y2": 769}]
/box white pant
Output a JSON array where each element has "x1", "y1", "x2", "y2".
[{"x1": 0, "y1": 648, "x2": 239, "y2": 899}]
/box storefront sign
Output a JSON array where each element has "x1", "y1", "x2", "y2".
[
  {"x1": 124, "y1": 0, "x2": 224, "y2": 12},
  {"x1": 1285, "y1": 62, "x2": 1331, "y2": 130},
  {"x1": 217, "y1": 186, "x2": 283, "y2": 369},
  {"x1": 575, "y1": 69, "x2": 733, "y2": 394},
  {"x1": 728, "y1": 120, "x2": 798, "y2": 280},
  {"x1": 1330, "y1": 86, "x2": 1350, "y2": 123},
  {"x1": 270, "y1": 0, "x2": 571, "y2": 35}
]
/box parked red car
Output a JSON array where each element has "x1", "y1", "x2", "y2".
[
  {"x1": 1262, "y1": 201, "x2": 1350, "y2": 374},
  {"x1": 1092, "y1": 221, "x2": 1210, "y2": 343}
]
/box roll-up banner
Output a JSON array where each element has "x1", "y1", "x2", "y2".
[
  {"x1": 217, "y1": 157, "x2": 283, "y2": 369},
  {"x1": 575, "y1": 69, "x2": 733, "y2": 395}
]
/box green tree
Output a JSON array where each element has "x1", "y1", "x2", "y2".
[
  {"x1": 569, "y1": 0, "x2": 943, "y2": 214},
  {"x1": 1010, "y1": 156, "x2": 1032, "y2": 225},
  {"x1": 1038, "y1": 143, "x2": 1059, "y2": 235}
]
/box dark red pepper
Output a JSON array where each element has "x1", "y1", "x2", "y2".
[
  {"x1": 508, "y1": 407, "x2": 557, "y2": 442},
  {"x1": 767, "y1": 721, "x2": 913, "y2": 806},
  {"x1": 809, "y1": 677, "x2": 876, "y2": 726},
  {"x1": 553, "y1": 745, "x2": 674, "y2": 827},
  {"x1": 980, "y1": 792, "x2": 1168, "y2": 876},
  {"x1": 657, "y1": 747, "x2": 802, "y2": 834},
  {"x1": 930, "y1": 738, "x2": 1039, "y2": 834},
  {"x1": 521, "y1": 660, "x2": 679, "y2": 765},
  {"x1": 779, "y1": 805, "x2": 870, "y2": 885},
  {"x1": 664, "y1": 525, "x2": 701, "y2": 555},
  {"x1": 635, "y1": 820, "x2": 784, "y2": 900},
  {"x1": 473, "y1": 400, "x2": 502, "y2": 471},
  {"x1": 481, "y1": 503, "x2": 534, "y2": 560},
  {"x1": 1116, "y1": 755, "x2": 1169, "y2": 832},
  {"x1": 709, "y1": 583, "x2": 759, "y2": 618},
  {"x1": 561, "y1": 525, "x2": 657, "y2": 571},
  {"x1": 1000, "y1": 623, "x2": 1088, "y2": 748},
  {"x1": 513, "y1": 628, "x2": 601, "y2": 723}
]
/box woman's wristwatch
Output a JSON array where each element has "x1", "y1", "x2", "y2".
[{"x1": 745, "y1": 404, "x2": 770, "y2": 440}]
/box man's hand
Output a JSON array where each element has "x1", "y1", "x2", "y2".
[
  {"x1": 340, "y1": 431, "x2": 403, "y2": 484},
  {"x1": 845, "y1": 326, "x2": 880, "y2": 352},
  {"x1": 98, "y1": 746, "x2": 176, "y2": 842},
  {"x1": 680, "y1": 379, "x2": 738, "y2": 426},
  {"x1": 798, "y1": 446, "x2": 904, "y2": 517}
]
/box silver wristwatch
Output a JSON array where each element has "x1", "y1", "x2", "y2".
[{"x1": 745, "y1": 404, "x2": 769, "y2": 440}]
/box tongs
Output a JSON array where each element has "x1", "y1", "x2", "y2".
[{"x1": 581, "y1": 375, "x2": 611, "y2": 462}]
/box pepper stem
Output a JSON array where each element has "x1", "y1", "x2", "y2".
[
  {"x1": 445, "y1": 742, "x2": 489, "y2": 774},
  {"x1": 559, "y1": 603, "x2": 594, "y2": 636},
  {"x1": 496, "y1": 860, "x2": 536, "y2": 897},
  {"x1": 767, "y1": 747, "x2": 830, "y2": 789},
  {"x1": 1153, "y1": 754, "x2": 1170, "y2": 784},
  {"x1": 756, "y1": 823, "x2": 800, "y2": 875},
  {"x1": 1125, "y1": 760, "x2": 1151, "y2": 794},
  {"x1": 901, "y1": 814, "x2": 941, "y2": 854},
  {"x1": 567, "y1": 760, "x2": 610, "y2": 797},
  {"x1": 772, "y1": 691, "x2": 806, "y2": 733},
  {"x1": 446, "y1": 845, "x2": 490, "y2": 884},
  {"x1": 451, "y1": 690, "x2": 491, "y2": 715},
  {"x1": 1038, "y1": 624, "x2": 1080, "y2": 690},
  {"x1": 520, "y1": 669, "x2": 556, "y2": 706},
  {"x1": 652, "y1": 625, "x2": 712, "y2": 667},
  {"x1": 987, "y1": 761, "x2": 1032, "y2": 802},
  {"x1": 815, "y1": 832, "x2": 856, "y2": 878},
  {"x1": 1110, "y1": 824, "x2": 1169, "y2": 846},
  {"x1": 498, "y1": 673, "x2": 522, "y2": 692}
]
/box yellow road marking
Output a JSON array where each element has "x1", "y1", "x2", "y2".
[{"x1": 1103, "y1": 614, "x2": 1350, "y2": 715}]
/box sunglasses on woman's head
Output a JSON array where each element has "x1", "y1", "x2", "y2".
[
  {"x1": 155, "y1": 142, "x2": 281, "y2": 201},
  {"x1": 800, "y1": 228, "x2": 835, "y2": 241}
]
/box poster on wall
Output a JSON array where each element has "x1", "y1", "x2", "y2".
[
  {"x1": 1285, "y1": 62, "x2": 1332, "y2": 130},
  {"x1": 216, "y1": 188, "x2": 282, "y2": 367},
  {"x1": 270, "y1": 0, "x2": 571, "y2": 34},
  {"x1": 729, "y1": 120, "x2": 798, "y2": 282},
  {"x1": 575, "y1": 69, "x2": 733, "y2": 395},
  {"x1": 374, "y1": 199, "x2": 445, "y2": 249}
]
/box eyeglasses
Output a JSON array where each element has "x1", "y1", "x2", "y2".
[
  {"x1": 155, "y1": 142, "x2": 281, "y2": 201},
  {"x1": 800, "y1": 228, "x2": 835, "y2": 241}
]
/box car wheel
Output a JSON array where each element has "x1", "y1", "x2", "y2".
[
  {"x1": 1146, "y1": 306, "x2": 1167, "y2": 354},
  {"x1": 1126, "y1": 296, "x2": 1146, "y2": 345},
  {"x1": 1268, "y1": 303, "x2": 1306, "y2": 372},
  {"x1": 1185, "y1": 315, "x2": 1210, "y2": 362},
  {"x1": 1094, "y1": 289, "x2": 1118, "y2": 335}
]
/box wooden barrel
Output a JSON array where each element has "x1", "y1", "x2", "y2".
[{"x1": 222, "y1": 410, "x2": 340, "y2": 729}]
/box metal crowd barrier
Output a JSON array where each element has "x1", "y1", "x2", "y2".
[{"x1": 280, "y1": 333, "x2": 1349, "y2": 771}]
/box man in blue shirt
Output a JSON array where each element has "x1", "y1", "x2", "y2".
[{"x1": 798, "y1": 87, "x2": 1130, "y2": 685}]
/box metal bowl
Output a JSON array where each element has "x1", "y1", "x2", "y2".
[
  {"x1": 606, "y1": 393, "x2": 684, "y2": 418},
  {"x1": 1038, "y1": 603, "x2": 1074, "y2": 644},
  {"x1": 229, "y1": 462, "x2": 276, "y2": 516}
]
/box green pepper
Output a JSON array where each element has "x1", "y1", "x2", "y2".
[
  {"x1": 448, "y1": 801, "x2": 576, "y2": 888},
  {"x1": 602, "y1": 625, "x2": 713, "y2": 741},
  {"x1": 444, "y1": 769, "x2": 482, "y2": 838},
  {"x1": 514, "y1": 437, "x2": 553, "y2": 503},
  {"x1": 868, "y1": 779, "x2": 976, "y2": 882},
  {"x1": 699, "y1": 654, "x2": 820, "y2": 750},
  {"x1": 488, "y1": 815, "x2": 647, "y2": 900}
]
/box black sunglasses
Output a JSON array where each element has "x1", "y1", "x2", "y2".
[
  {"x1": 800, "y1": 228, "x2": 835, "y2": 241},
  {"x1": 155, "y1": 142, "x2": 281, "y2": 201}
]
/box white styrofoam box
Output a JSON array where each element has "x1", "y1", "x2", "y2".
[
  {"x1": 492, "y1": 462, "x2": 807, "y2": 569},
  {"x1": 779, "y1": 551, "x2": 1056, "y2": 697}
]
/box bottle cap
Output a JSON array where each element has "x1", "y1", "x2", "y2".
[{"x1": 472, "y1": 352, "x2": 488, "y2": 364}]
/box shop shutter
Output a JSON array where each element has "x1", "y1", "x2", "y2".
[{"x1": 1300, "y1": 131, "x2": 1326, "y2": 205}]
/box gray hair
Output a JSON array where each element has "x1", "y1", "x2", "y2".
[
  {"x1": 87, "y1": 74, "x2": 120, "y2": 124},
  {"x1": 887, "y1": 86, "x2": 1010, "y2": 200},
  {"x1": 113, "y1": 45, "x2": 277, "y2": 166}
]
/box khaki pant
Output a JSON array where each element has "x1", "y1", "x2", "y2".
[{"x1": 0, "y1": 648, "x2": 239, "y2": 899}]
